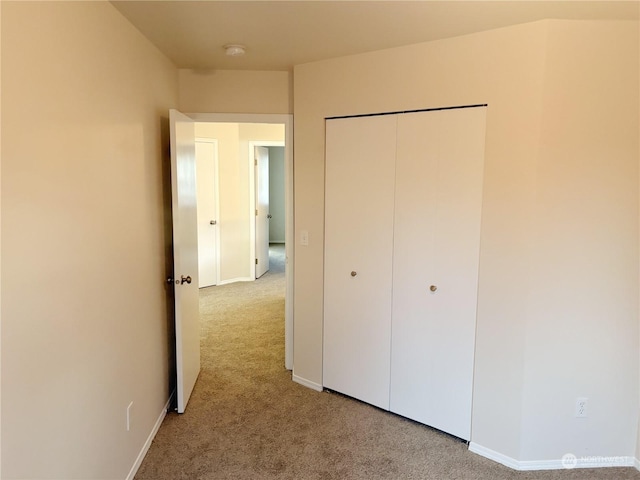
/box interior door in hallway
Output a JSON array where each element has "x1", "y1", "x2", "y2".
[
  {"x1": 390, "y1": 107, "x2": 486, "y2": 440},
  {"x1": 196, "y1": 139, "x2": 219, "y2": 288},
  {"x1": 255, "y1": 146, "x2": 270, "y2": 278},
  {"x1": 170, "y1": 109, "x2": 200, "y2": 413}
]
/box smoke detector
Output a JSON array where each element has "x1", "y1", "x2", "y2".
[{"x1": 224, "y1": 44, "x2": 246, "y2": 57}]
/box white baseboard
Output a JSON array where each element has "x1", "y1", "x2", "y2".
[
  {"x1": 125, "y1": 395, "x2": 172, "y2": 480},
  {"x1": 635, "y1": 457, "x2": 640, "y2": 471},
  {"x1": 470, "y1": 443, "x2": 635, "y2": 471},
  {"x1": 292, "y1": 374, "x2": 323, "y2": 392},
  {"x1": 217, "y1": 276, "x2": 253, "y2": 286},
  {"x1": 469, "y1": 443, "x2": 520, "y2": 470}
]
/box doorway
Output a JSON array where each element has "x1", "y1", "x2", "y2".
[
  {"x1": 250, "y1": 141, "x2": 286, "y2": 280},
  {"x1": 189, "y1": 113, "x2": 294, "y2": 370}
]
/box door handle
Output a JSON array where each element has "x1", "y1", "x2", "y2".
[
  {"x1": 267, "y1": 214, "x2": 272, "y2": 219},
  {"x1": 180, "y1": 275, "x2": 192, "y2": 285},
  {"x1": 210, "y1": 220, "x2": 217, "y2": 225},
  {"x1": 430, "y1": 285, "x2": 437, "y2": 292}
]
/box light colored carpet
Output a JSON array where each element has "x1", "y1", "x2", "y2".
[{"x1": 135, "y1": 244, "x2": 639, "y2": 479}]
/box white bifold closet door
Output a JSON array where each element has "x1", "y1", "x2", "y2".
[
  {"x1": 323, "y1": 106, "x2": 486, "y2": 440},
  {"x1": 390, "y1": 108, "x2": 486, "y2": 441},
  {"x1": 323, "y1": 114, "x2": 397, "y2": 410}
]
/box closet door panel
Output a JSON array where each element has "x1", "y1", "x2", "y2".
[
  {"x1": 323, "y1": 115, "x2": 397, "y2": 410},
  {"x1": 390, "y1": 107, "x2": 486, "y2": 440}
]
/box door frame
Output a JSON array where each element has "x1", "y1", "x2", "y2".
[
  {"x1": 195, "y1": 137, "x2": 220, "y2": 287},
  {"x1": 188, "y1": 113, "x2": 294, "y2": 371}
]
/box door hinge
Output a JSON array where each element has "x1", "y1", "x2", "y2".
[
  {"x1": 255, "y1": 258, "x2": 258, "y2": 265},
  {"x1": 254, "y1": 158, "x2": 258, "y2": 166},
  {"x1": 256, "y1": 209, "x2": 258, "y2": 216}
]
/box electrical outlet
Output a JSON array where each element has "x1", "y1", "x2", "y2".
[
  {"x1": 127, "y1": 401, "x2": 134, "y2": 431},
  {"x1": 575, "y1": 397, "x2": 588, "y2": 418}
]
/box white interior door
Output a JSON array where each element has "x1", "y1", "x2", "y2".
[
  {"x1": 196, "y1": 140, "x2": 219, "y2": 288},
  {"x1": 255, "y1": 146, "x2": 270, "y2": 278},
  {"x1": 169, "y1": 109, "x2": 200, "y2": 413},
  {"x1": 323, "y1": 115, "x2": 397, "y2": 410},
  {"x1": 390, "y1": 107, "x2": 486, "y2": 440}
]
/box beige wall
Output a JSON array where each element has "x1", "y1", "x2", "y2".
[
  {"x1": 1, "y1": 2, "x2": 178, "y2": 478},
  {"x1": 519, "y1": 20, "x2": 639, "y2": 461},
  {"x1": 294, "y1": 20, "x2": 547, "y2": 460},
  {"x1": 293, "y1": 19, "x2": 639, "y2": 464},
  {"x1": 0, "y1": 2, "x2": 3, "y2": 474},
  {"x1": 194, "y1": 122, "x2": 284, "y2": 282},
  {"x1": 179, "y1": 70, "x2": 292, "y2": 114}
]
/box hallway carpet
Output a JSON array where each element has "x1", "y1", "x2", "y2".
[{"x1": 135, "y1": 245, "x2": 638, "y2": 480}]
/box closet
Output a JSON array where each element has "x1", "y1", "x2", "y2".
[{"x1": 323, "y1": 106, "x2": 487, "y2": 441}]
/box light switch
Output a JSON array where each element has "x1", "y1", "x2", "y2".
[{"x1": 300, "y1": 230, "x2": 309, "y2": 246}]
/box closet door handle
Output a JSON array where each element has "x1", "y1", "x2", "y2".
[
  {"x1": 351, "y1": 271, "x2": 357, "y2": 277},
  {"x1": 430, "y1": 285, "x2": 437, "y2": 292}
]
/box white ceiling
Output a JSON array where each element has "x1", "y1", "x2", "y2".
[{"x1": 111, "y1": 1, "x2": 639, "y2": 71}]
